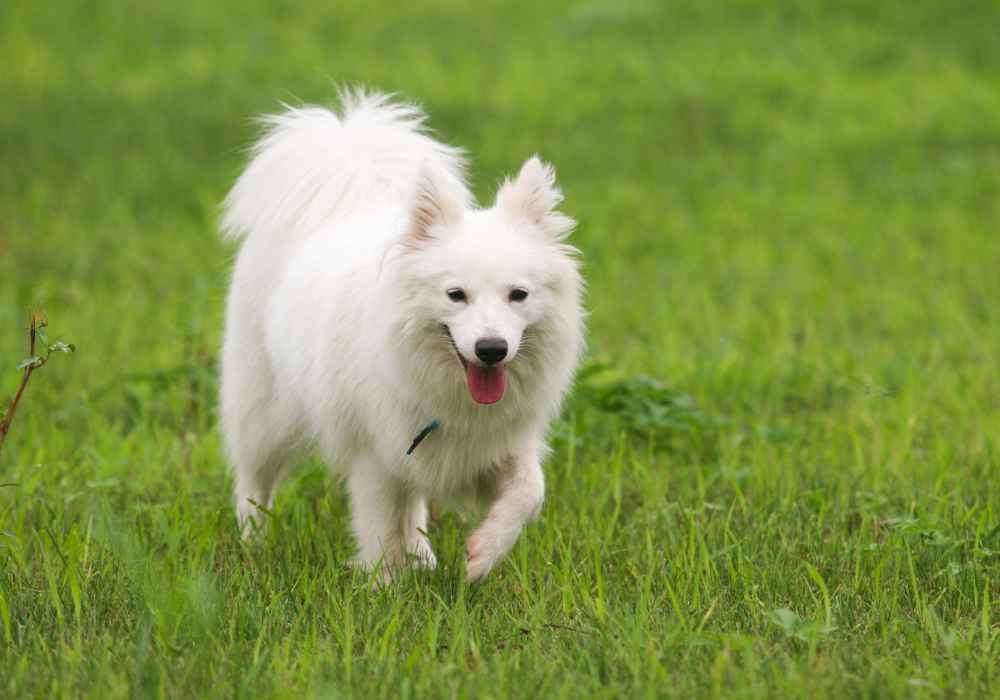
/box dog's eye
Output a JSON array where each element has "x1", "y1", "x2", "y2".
[
  {"x1": 446, "y1": 288, "x2": 467, "y2": 303},
  {"x1": 509, "y1": 288, "x2": 529, "y2": 302}
]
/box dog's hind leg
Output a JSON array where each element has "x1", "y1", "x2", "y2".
[
  {"x1": 230, "y1": 428, "x2": 294, "y2": 539},
  {"x1": 222, "y1": 333, "x2": 295, "y2": 539}
]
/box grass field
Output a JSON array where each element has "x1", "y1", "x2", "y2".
[{"x1": 2, "y1": 0, "x2": 1000, "y2": 697}]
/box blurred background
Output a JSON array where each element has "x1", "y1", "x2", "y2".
[{"x1": 1, "y1": 1, "x2": 999, "y2": 696}]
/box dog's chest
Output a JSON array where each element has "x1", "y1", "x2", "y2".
[{"x1": 394, "y1": 418, "x2": 516, "y2": 498}]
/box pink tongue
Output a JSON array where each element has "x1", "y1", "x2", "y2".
[{"x1": 466, "y1": 364, "x2": 507, "y2": 404}]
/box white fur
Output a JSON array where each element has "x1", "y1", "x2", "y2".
[{"x1": 220, "y1": 88, "x2": 584, "y2": 582}]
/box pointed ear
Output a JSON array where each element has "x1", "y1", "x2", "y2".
[
  {"x1": 496, "y1": 156, "x2": 575, "y2": 240},
  {"x1": 407, "y1": 165, "x2": 463, "y2": 247}
]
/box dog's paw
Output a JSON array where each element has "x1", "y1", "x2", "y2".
[
  {"x1": 465, "y1": 530, "x2": 497, "y2": 582},
  {"x1": 236, "y1": 492, "x2": 277, "y2": 542},
  {"x1": 348, "y1": 557, "x2": 398, "y2": 589},
  {"x1": 237, "y1": 506, "x2": 266, "y2": 541},
  {"x1": 408, "y1": 539, "x2": 438, "y2": 570},
  {"x1": 465, "y1": 520, "x2": 521, "y2": 583}
]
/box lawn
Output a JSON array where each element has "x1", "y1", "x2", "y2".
[{"x1": 2, "y1": 0, "x2": 1000, "y2": 697}]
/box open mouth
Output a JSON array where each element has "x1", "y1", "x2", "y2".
[{"x1": 441, "y1": 325, "x2": 507, "y2": 405}]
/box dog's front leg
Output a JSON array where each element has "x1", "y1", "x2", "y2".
[
  {"x1": 347, "y1": 470, "x2": 433, "y2": 585},
  {"x1": 466, "y1": 451, "x2": 544, "y2": 582}
]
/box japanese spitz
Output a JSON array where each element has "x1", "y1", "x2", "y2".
[{"x1": 220, "y1": 89, "x2": 584, "y2": 582}]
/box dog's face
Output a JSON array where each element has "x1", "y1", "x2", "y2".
[{"x1": 396, "y1": 157, "x2": 581, "y2": 405}]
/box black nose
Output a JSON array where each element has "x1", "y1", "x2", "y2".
[{"x1": 474, "y1": 337, "x2": 508, "y2": 365}]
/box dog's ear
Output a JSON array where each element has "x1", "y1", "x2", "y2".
[
  {"x1": 496, "y1": 156, "x2": 575, "y2": 241},
  {"x1": 406, "y1": 165, "x2": 463, "y2": 247}
]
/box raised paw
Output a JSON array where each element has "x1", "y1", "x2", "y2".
[
  {"x1": 465, "y1": 530, "x2": 497, "y2": 582},
  {"x1": 465, "y1": 520, "x2": 521, "y2": 582}
]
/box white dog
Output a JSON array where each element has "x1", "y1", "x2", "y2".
[{"x1": 220, "y1": 89, "x2": 584, "y2": 582}]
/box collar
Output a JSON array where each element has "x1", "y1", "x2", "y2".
[{"x1": 406, "y1": 419, "x2": 441, "y2": 455}]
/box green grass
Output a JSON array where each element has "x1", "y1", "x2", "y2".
[{"x1": 2, "y1": 0, "x2": 1000, "y2": 696}]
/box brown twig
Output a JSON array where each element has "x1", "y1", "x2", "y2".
[{"x1": 0, "y1": 311, "x2": 70, "y2": 458}]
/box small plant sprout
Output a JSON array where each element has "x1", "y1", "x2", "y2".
[{"x1": 0, "y1": 311, "x2": 75, "y2": 457}]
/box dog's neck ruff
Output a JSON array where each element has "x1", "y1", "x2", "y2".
[{"x1": 406, "y1": 419, "x2": 441, "y2": 455}]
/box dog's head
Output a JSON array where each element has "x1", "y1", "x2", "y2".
[{"x1": 393, "y1": 157, "x2": 584, "y2": 406}]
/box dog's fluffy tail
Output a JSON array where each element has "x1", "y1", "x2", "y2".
[{"x1": 221, "y1": 87, "x2": 468, "y2": 242}]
